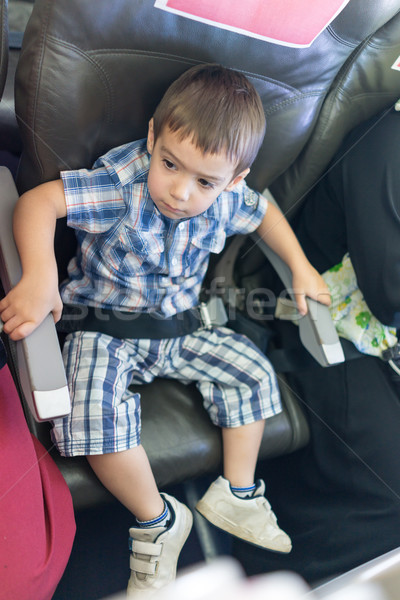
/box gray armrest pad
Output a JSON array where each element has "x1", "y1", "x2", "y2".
[
  {"x1": 0, "y1": 167, "x2": 70, "y2": 421},
  {"x1": 251, "y1": 193, "x2": 344, "y2": 367}
]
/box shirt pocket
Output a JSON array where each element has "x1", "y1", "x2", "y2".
[
  {"x1": 122, "y1": 225, "x2": 165, "y2": 274},
  {"x1": 183, "y1": 228, "x2": 226, "y2": 277},
  {"x1": 94, "y1": 224, "x2": 164, "y2": 279},
  {"x1": 189, "y1": 228, "x2": 226, "y2": 255}
]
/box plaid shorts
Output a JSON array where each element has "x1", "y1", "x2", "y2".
[{"x1": 51, "y1": 327, "x2": 281, "y2": 457}]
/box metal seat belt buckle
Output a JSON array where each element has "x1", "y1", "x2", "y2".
[
  {"x1": 199, "y1": 297, "x2": 228, "y2": 329},
  {"x1": 382, "y1": 343, "x2": 400, "y2": 376}
]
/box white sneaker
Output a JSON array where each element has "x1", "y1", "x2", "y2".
[
  {"x1": 127, "y1": 494, "x2": 193, "y2": 598},
  {"x1": 196, "y1": 476, "x2": 292, "y2": 553}
]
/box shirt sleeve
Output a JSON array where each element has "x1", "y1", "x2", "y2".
[
  {"x1": 61, "y1": 165, "x2": 126, "y2": 234},
  {"x1": 223, "y1": 181, "x2": 268, "y2": 237}
]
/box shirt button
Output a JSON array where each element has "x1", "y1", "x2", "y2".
[
  {"x1": 178, "y1": 222, "x2": 185, "y2": 230},
  {"x1": 171, "y1": 257, "x2": 178, "y2": 266},
  {"x1": 244, "y1": 194, "x2": 257, "y2": 206}
]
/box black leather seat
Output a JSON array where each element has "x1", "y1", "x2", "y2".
[
  {"x1": 0, "y1": 1, "x2": 34, "y2": 161},
  {"x1": 0, "y1": 0, "x2": 7, "y2": 99},
  {"x1": 7, "y1": 0, "x2": 400, "y2": 513}
]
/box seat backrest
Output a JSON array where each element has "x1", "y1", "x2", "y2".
[
  {"x1": 271, "y1": 8, "x2": 400, "y2": 214},
  {"x1": 15, "y1": 0, "x2": 400, "y2": 202},
  {"x1": 0, "y1": 0, "x2": 35, "y2": 159},
  {"x1": 9, "y1": 0, "x2": 400, "y2": 507}
]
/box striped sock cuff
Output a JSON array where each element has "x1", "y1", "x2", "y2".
[
  {"x1": 136, "y1": 501, "x2": 170, "y2": 528},
  {"x1": 230, "y1": 483, "x2": 257, "y2": 498}
]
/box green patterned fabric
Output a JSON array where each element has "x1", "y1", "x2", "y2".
[{"x1": 322, "y1": 253, "x2": 397, "y2": 357}]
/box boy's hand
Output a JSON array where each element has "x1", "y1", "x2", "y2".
[
  {"x1": 291, "y1": 264, "x2": 331, "y2": 316},
  {"x1": 0, "y1": 274, "x2": 63, "y2": 341}
]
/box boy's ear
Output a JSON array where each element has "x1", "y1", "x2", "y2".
[
  {"x1": 224, "y1": 168, "x2": 250, "y2": 192},
  {"x1": 147, "y1": 118, "x2": 155, "y2": 154}
]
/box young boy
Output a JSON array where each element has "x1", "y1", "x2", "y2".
[{"x1": 0, "y1": 64, "x2": 330, "y2": 597}]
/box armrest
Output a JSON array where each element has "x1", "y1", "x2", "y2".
[
  {"x1": 0, "y1": 167, "x2": 71, "y2": 421},
  {"x1": 251, "y1": 192, "x2": 344, "y2": 367}
]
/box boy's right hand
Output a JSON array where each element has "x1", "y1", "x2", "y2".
[
  {"x1": 0, "y1": 179, "x2": 68, "y2": 341},
  {"x1": 0, "y1": 274, "x2": 63, "y2": 341}
]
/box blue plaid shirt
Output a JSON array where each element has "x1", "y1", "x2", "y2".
[{"x1": 60, "y1": 139, "x2": 268, "y2": 317}]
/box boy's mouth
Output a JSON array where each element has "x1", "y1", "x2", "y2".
[{"x1": 160, "y1": 201, "x2": 186, "y2": 215}]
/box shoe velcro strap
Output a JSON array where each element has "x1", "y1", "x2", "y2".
[
  {"x1": 130, "y1": 555, "x2": 158, "y2": 575},
  {"x1": 130, "y1": 539, "x2": 162, "y2": 556}
]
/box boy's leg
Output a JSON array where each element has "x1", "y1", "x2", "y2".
[
  {"x1": 196, "y1": 419, "x2": 292, "y2": 554},
  {"x1": 88, "y1": 447, "x2": 193, "y2": 597},
  {"x1": 164, "y1": 328, "x2": 291, "y2": 553},
  {"x1": 88, "y1": 445, "x2": 164, "y2": 520},
  {"x1": 222, "y1": 420, "x2": 265, "y2": 487},
  {"x1": 54, "y1": 332, "x2": 193, "y2": 597}
]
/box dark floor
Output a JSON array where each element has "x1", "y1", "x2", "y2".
[{"x1": 0, "y1": 151, "x2": 19, "y2": 177}]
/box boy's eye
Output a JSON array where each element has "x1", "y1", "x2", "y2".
[
  {"x1": 198, "y1": 178, "x2": 214, "y2": 189},
  {"x1": 163, "y1": 159, "x2": 176, "y2": 170}
]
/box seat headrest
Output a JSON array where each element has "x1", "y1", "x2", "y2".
[{"x1": 14, "y1": 0, "x2": 400, "y2": 202}]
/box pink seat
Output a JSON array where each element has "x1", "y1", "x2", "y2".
[{"x1": 0, "y1": 348, "x2": 75, "y2": 600}]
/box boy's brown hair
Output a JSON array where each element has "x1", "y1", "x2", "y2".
[{"x1": 152, "y1": 64, "x2": 266, "y2": 176}]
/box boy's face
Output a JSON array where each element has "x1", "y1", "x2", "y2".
[{"x1": 146, "y1": 119, "x2": 249, "y2": 220}]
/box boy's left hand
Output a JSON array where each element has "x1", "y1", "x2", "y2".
[{"x1": 291, "y1": 264, "x2": 331, "y2": 316}]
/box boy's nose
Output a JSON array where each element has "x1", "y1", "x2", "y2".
[{"x1": 170, "y1": 178, "x2": 190, "y2": 202}]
